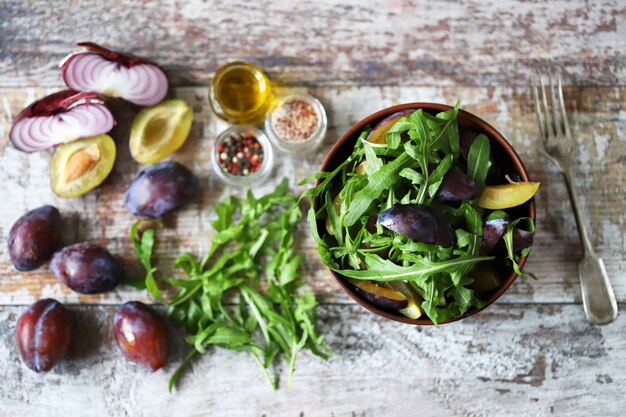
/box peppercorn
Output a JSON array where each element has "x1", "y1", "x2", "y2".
[{"x1": 217, "y1": 131, "x2": 264, "y2": 176}]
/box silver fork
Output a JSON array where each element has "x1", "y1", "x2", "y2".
[{"x1": 532, "y1": 73, "x2": 618, "y2": 324}]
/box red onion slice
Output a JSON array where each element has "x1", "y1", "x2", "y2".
[
  {"x1": 61, "y1": 43, "x2": 169, "y2": 106},
  {"x1": 9, "y1": 90, "x2": 115, "y2": 153}
]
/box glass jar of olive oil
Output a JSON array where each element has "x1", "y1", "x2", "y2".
[{"x1": 209, "y1": 61, "x2": 272, "y2": 124}]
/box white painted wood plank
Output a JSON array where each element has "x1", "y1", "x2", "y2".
[
  {"x1": 0, "y1": 0, "x2": 625, "y2": 87},
  {"x1": 0, "y1": 304, "x2": 624, "y2": 417}
]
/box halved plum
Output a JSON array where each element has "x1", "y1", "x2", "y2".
[
  {"x1": 129, "y1": 99, "x2": 193, "y2": 164},
  {"x1": 50, "y1": 134, "x2": 116, "y2": 198}
]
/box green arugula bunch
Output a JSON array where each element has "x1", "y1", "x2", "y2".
[
  {"x1": 131, "y1": 179, "x2": 333, "y2": 391},
  {"x1": 302, "y1": 103, "x2": 534, "y2": 325}
]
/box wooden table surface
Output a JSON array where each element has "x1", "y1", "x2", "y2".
[{"x1": 1, "y1": 1, "x2": 625, "y2": 416}]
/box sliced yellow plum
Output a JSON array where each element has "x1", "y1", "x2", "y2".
[
  {"x1": 325, "y1": 194, "x2": 343, "y2": 236},
  {"x1": 348, "y1": 279, "x2": 408, "y2": 311},
  {"x1": 478, "y1": 182, "x2": 540, "y2": 209},
  {"x1": 366, "y1": 109, "x2": 414, "y2": 145},
  {"x1": 129, "y1": 99, "x2": 193, "y2": 164},
  {"x1": 50, "y1": 134, "x2": 116, "y2": 198},
  {"x1": 355, "y1": 161, "x2": 368, "y2": 175},
  {"x1": 468, "y1": 263, "x2": 502, "y2": 292},
  {"x1": 385, "y1": 281, "x2": 423, "y2": 319}
]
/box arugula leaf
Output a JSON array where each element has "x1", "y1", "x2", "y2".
[
  {"x1": 467, "y1": 133, "x2": 492, "y2": 191},
  {"x1": 131, "y1": 180, "x2": 333, "y2": 392},
  {"x1": 502, "y1": 217, "x2": 537, "y2": 279},
  {"x1": 343, "y1": 152, "x2": 413, "y2": 226},
  {"x1": 129, "y1": 221, "x2": 165, "y2": 302},
  {"x1": 334, "y1": 253, "x2": 493, "y2": 283}
]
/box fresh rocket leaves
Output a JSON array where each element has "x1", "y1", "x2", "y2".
[
  {"x1": 467, "y1": 133, "x2": 492, "y2": 191},
  {"x1": 131, "y1": 180, "x2": 332, "y2": 391},
  {"x1": 303, "y1": 103, "x2": 535, "y2": 325}
]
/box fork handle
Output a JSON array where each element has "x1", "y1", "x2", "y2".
[{"x1": 562, "y1": 169, "x2": 618, "y2": 324}]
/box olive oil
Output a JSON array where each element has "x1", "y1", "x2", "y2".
[{"x1": 209, "y1": 62, "x2": 272, "y2": 124}]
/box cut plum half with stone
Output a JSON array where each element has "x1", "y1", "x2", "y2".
[
  {"x1": 61, "y1": 42, "x2": 168, "y2": 106},
  {"x1": 9, "y1": 90, "x2": 114, "y2": 153},
  {"x1": 129, "y1": 99, "x2": 193, "y2": 164},
  {"x1": 378, "y1": 204, "x2": 456, "y2": 247},
  {"x1": 50, "y1": 134, "x2": 116, "y2": 198}
]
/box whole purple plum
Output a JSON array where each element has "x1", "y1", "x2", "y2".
[
  {"x1": 8, "y1": 205, "x2": 61, "y2": 271},
  {"x1": 15, "y1": 298, "x2": 72, "y2": 372},
  {"x1": 124, "y1": 161, "x2": 198, "y2": 219},
  {"x1": 51, "y1": 243, "x2": 123, "y2": 294}
]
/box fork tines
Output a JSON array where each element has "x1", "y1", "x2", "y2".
[{"x1": 532, "y1": 72, "x2": 572, "y2": 141}]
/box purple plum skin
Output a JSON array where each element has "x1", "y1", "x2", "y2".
[
  {"x1": 15, "y1": 298, "x2": 72, "y2": 372},
  {"x1": 8, "y1": 205, "x2": 62, "y2": 271},
  {"x1": 479, "y1": 218, "x2": 509, "y2": 256},
  {"x1": 51, "y1": 243, "x2": 123, "y2": 294},
  {"x1": 352, "y1": 285, "x2": 408, "y2": 311},
  {"x1": 436, "y1": 167, "x2": 481, "y2": 202},
  {"x1": 480, "y1": 219, "x2": 535, "y2": 256},
  {"x1": 114, "y1": 302, "x2": 169, "y2": 372},
  {"x1": 124, "y1": 161, "x2": 198, "y2": 219},
  {"x1": 378, "y1": 204, "x2": 456, "y2": 247}
]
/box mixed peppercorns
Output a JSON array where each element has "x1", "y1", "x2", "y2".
[{"x1": 217, "y1": 131, "x2": 264, "y2": 176}]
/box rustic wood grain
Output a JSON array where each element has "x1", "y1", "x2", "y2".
[
  {"x1": 1, "y1": 85, "x2": 625, "y2": 306},
  {"x1": 0, "y1": 303, "x2": 624, "y2": 417},
  {"x1": 1, "y1": 0, "x2": 625, "y2": 87}
]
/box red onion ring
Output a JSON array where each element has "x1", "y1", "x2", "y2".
[
  {"x1": 9, "y1": 90, "x2": 115, "y2": 153},
  {"x1": 61, "y1": 43, "x2": 169, "y2": 106}
]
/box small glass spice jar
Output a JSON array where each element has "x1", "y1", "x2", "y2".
[
  {"x1": 211, "y1": 125, "x2": 274, "y2": 186},
  {"x1": 264, "y1": 93, "x2": 327, "y2": 154},
  {"x1": 209, "y1": 61, "x2": 272, "y2": 125}
]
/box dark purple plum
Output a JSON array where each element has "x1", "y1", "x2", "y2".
[
  {"x1": 7, "y1": 205, "x2": 62, "y2": 271},
  {"x1": 51, "y1": 243, "x2": 123, "y2": 294},
  {"x1": 124, "y1": 161, "x2": 198, "y2": 219},
  {"x1": 378, "y1": 204, "x2": 455, "y2": 247},
  {"x1": 481, "y1": 219, "x2": 535, "y2": 256},
  {"x1": 468, "y1": 263, "x2": 502, "y2": 292},
  {"x1": 435, "y1": 167, "x2": 481, "y2": 202},
  {"x1": 513, "y1": 228, "x2": 534, "y2": 251},
  {"x1": 366, "y1": 109, "x2": 416, "y2": 144},
  {"x1": 479, "y1": 218, "x2": 509, "y2": 256},
  {"x1": 459, "y1": 126, "x2": 484, "y2": 160},
  {"x1": 349, "y1": 279, "x2": 408, "y2": 311},
  {"x1": 15, "y1": 298, "x2": 72, "y2": 372},
  {"x1": 114, "y1": 302, "x2": 168, "y2": 372}
]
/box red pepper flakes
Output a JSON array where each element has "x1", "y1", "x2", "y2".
[{"x1": 217, "y1": 131, "x2": 264, "y2": 176}]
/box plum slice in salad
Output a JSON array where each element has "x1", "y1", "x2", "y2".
[{"x1": 303, "y1": 103, "x2": 539, "y2": 324}]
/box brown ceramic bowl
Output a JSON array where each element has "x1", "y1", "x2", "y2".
[{"x1": 314, "y1": 103, "x2": 536, "y2": 325}]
